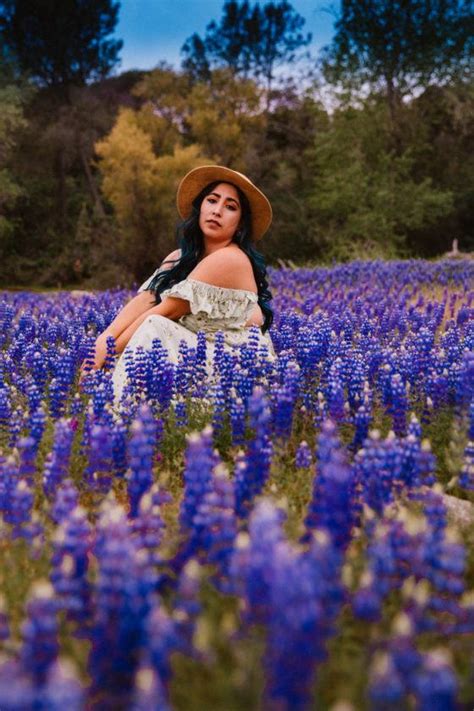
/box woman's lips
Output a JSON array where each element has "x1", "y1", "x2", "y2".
[{"x1": 206, "y1": 220, "x2": 221, "y2": 227}]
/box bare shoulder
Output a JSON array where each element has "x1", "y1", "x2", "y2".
[{"x1": 189, "y1": 246, "x2": 257, "y2": 291}]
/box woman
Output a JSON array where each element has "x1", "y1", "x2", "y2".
[{"x1": 85, "y1": 165, "x2": 275, "y2": 402}]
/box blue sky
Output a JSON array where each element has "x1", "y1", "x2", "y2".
[{"x1": 116, "y1": 0, "x2": 339, "y2": 72}]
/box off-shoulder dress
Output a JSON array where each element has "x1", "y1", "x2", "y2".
[{"x1": 111, "y1": 268, "x2": 276, "y2": 402}]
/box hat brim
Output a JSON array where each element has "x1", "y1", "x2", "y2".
[{"x1": 176, "y1": 165, "x2": 272, "y2": 240}]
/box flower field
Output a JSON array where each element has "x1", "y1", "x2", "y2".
[{"x1": 1, "y1": 258, "x2": 474, "y2": 710}]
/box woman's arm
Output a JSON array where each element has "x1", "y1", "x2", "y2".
[
  {"x1": 105, "y1": 248, "x2": 182, "y2": 340},
  {"x1": 114, "y1": 295, "x2": 190, "y2": 354},
  {"x1": 82, "y1": 250, "x2": 182, "y2": 372},
  {"x1": 103, "y1": 291, "x2": 156, "y2": 340}
]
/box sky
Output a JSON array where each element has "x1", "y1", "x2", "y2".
[{"x1": 116, "y1": 0, "x2": 339, "y2": 73}]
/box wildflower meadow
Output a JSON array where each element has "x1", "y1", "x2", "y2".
[{"x1": 1, "y1": 258, "x2": 474, "y2": 710}]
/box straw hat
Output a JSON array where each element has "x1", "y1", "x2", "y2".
[{"x1": 176, "y1": 165, "x2": 272, "y2": 240}]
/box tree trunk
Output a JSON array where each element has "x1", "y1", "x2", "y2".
[
  {"x1": 79, "y1": 145, "x2": 106, "y2": 218},
  {"x1": 385, "y1": 74, "x2": 402, "y2": 153},
  {"x1": 56, "y1": 148, "x2": 67, "y2": 232}
]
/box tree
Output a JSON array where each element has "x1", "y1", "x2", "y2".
[
  {"x1": 181, "y1": 0, "x2": 311, "y2": 96},
  {"x1": 308, "y1": 98, "x2": 454, "y2": 261},
  {"x1": 322, "y1": 0, "x2": 473, "y2": 129},
  {"x1": 0, "y1": 45, "x2": 27, "y2": 253},
  {"x1": 95, "y1": 108, "x2": 207, "y2": 278},
  {"x1": 0, "y1": 0, "x2": 122, "y2": 89},
  {"x1": 133, "y1": 65, "x2": 265, "y2": 170}
]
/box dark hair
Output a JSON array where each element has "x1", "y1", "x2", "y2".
[{"x1": 146, "y1": 180, "x2": 274, "y2": 332}]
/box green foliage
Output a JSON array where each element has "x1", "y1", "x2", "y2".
[
  {"x1": 181, "y1": 0, "x2": 311, "y2": 93},
  {"x1": 322, "y1": 0, "x2": 473, "y2": 109},
  {"x1": 95, "y1": 108, "x2": 208, "y2": 276},
  {"x1": 0, "y1": 0, "x2": 123, "y2": 88},
  {"x1": 0, "y1": 80, "x2": 26, "y2": 246},
  {"x1": 309, "y1": 99, "x2": 454, "y2": 261}
]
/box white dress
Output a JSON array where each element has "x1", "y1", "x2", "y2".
[{"x1": 111, "y1": 272, "x2": 276, "y2": 402}]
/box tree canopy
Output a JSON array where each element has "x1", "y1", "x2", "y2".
[
  {"x1": 0, "y1": 0, "x2": 122, "y2": 88},
  {"x1": 322, "y1": 0, "x2": 473, "y2": 122},
  {"x1": 181, "y1": 0, "x2": 311, "y2": 93}
]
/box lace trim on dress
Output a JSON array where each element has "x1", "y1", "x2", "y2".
[{"x1": 160, "y1": 277, "x2": 258, "y2": 322}]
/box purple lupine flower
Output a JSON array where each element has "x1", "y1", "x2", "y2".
[
  {"x1": 353, "y1": 430, "x2": 402, "y2": 515},
  {"x1": 28, "y1": 405, "x2": 47, "y2": 454},
  {"x1": 230, "y1": 393, "x2": 246, "y2": 446},
  {"x1": 127, "y1": 404, "x2": 157, "y2": 518},
  {"x1": 25, "y1": 378, "x2": 42, "y2": 413},
  {"x1": 234, "y1": 387, "x2": 273, "y2": 518},
  {"x1": 51, "y1": 479, "x2": 79, "y2": 525},
  {"x1": 192, "y1": 331, "x2": 207, "y2": 397},
  {"x1": 107, "y1": 416, "x2": 126, "y2": 481},
  {"x1": 145, "y1": 603, "x2": 180, "y2": 692},
  {"x1": 210, "y1": 380, "x2": 226, "y2": 433},
  {"x1": 131, "y1": 487, "x2": 166, "y2": 575},
  {"x1": 264, "y1": 529, "x2": 345, "y2": 710},
  {"x1": 272, "y1": 360, "x2": 300, "y2": 438},
  {"x1": 326, "y1": 360, "x2": 346, "y2": 423},
  {"x1": 368, "y1": 652, "x2": 405, "y2": 708},
  {"x1": 131, "y1": 665, "x2": 169, "y2": 711},
  {"x1": 173, "y1": 560, "x2": 202, "y2": 655},
  {"x1": 4, "y1": 481, "x2": 34, "y2": 539},
  {"x1": 192, "y1": 465, "x2": 237, "y2": 590},
  {"x1": 0, "y1": 660, "x2": 35, "y2": 709},
  {"x1": 347, "y1": 351, "x2": 366, "y2": 411},
  {"x1": 0, "y1": 454, "x2": 18, "y2": 517},
  {"x1": 8, "y1": 406, "x2": 25, "y2": 448},
  {"x1": 85, "y1": 421, "x2": 114, "y2": 493},
  {"x1": 389, "y1": 613, "x2": 423, "y2": 685},
  {"x1": 20, "y1": 581, "x2": 59, "y2": 687},
  {"x1": 421, "y1": 526, "x2": 467, "y2": 632},
  {"x1": 352, "y1": 398, "x2": 372, "y2": 452},
  {"x1": 48, "y1": 375, "x2": 70, "y2": 420},
  {"x1": 230, "y1": 499, "x2": 286, "y2": 625},
  {"x1": 353, "y1": 516, "x2": 411, "y2": 623},
  {"x1": 173, "y1": 396, "x2": 188, "y2": 427},
  {"x1": 36, "y1": 659, "x2": 85, "y2": 711},
  {"x1": 43, "y1": 418, "x2": 75, "y2": 499},
  {"x1": 50, "y1": 506, "x2": 92, "y2": 628},
  {"x1": 388, "y1": 373, "x2": 408, "y2": 436},
  {"x1": 17, "y1": 435, "x2": 37, "y2": 486},
  {"x1": 295, "y1": 440, "x2": 312, "y2": 469},
  {"x1": 146, "y1": 338, "x2": 174, "y2": 411},
  {"x1": 174, "y1": 341, "x2": 196, "y2": 398},
  {"x1": 179, "y1": 426, "x2": 216, "y2": 533},
  {"x1": 410, "y1": 650, "x2": 458, "y2": 711},
  {"x1": 303, "y1": 419, "x2": 355, "y2": 550},
  {"x1": 0, "y1": 384, "x2": 11, "y2": 431},
  {"x1": 238, "y1": 327, "x2": 262, "y2": 383},
  {"x1": 88, "y1": 503, "x2": 152, "y2": 708}
]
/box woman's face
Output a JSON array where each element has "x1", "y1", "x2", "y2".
[{"x1": 199, "y1": 182, "x2": 242, "y2": 247}]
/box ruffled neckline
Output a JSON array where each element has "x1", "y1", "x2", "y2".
[{"x1": 186, "y1": 277, "x2": 258, "y2": 298}]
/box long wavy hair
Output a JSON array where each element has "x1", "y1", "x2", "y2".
[{"x1": 146, "y1": 180, "x2": 274, "y2": 333}]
